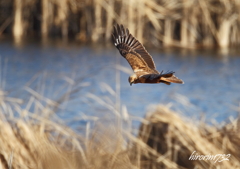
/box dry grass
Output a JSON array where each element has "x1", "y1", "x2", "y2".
[
  {"x1": 138, "y1": 105, "x2": 240, "y2": 169},
  {"x1": 1, "y1": 0, "x2": 240, "y2": 48},
  {"x1": 0, "y1": 88, "x2": 239, "y2": 169},
  {"x1": 0, "y1": 105, "x2": 137, "y2": 169}
]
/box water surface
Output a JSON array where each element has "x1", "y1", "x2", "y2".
[{"x1": 0, "y1": 40, "x2": 239, "y2": 127}]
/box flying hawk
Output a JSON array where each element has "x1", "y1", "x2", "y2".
[{"x1": 112, "y1": 24, "x2": 184, "y2": 86}]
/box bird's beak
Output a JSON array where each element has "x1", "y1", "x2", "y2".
[{"x1": 130, "y1": 82, "x2": 132, "y2": 86}]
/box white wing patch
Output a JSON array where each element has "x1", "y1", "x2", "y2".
[{"x1": 134, "y1": 69, "x2": 144, "y2": 73}]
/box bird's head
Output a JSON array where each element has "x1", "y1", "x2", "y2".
[{"x1": 128, "y1": 74, "x2": 138, "y2": 86}]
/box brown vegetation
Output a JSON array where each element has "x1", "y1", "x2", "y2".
[
  {"x1": 138, "y1": 105, "x2": 240, "y2": 169},
  {"x1": 1, "y1": 96, "x2": 239, "y2": 169},
  {"x1": 0, "y1": 0, "x2": 240, "y2": 48}
]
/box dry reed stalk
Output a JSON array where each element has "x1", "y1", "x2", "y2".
[
  {"x1": 85, "y1": 0, "x2": 93, "y2": 42},
  {"x1": 56, "y1": 0, "x2": 69, "y2": 40},
  {"x1": 78, "y1": 3, "x2": 87, "y2": 42},
  {"x1": 202, "y1": 21, "x2": 214, "y2": 46},
  {"x1": 136, "y1": 0, "x2": 144, "y2": 43},
  {"x1": 92, "y1": 0, "x2": 102, "y2": 42},
  {"x1": 230, "y1": 23, "x2": 240, "y2": 46},
  {"x1": 216, "y1": 11, "x2": 238, "y2": 48},
  {"x1": 163, "y1": 19, "x2": 174, "y2": 46},
  {"x1": 105, "y1": 0, "x2": 114, "y2": 41},
  {"x1": 188, "y1": 4, "x2": 198, "y2": 45},
  {"x1": 198, "y1": 0, "x2": 219, "y2": 45},
  {"x1": 13, "y1": 0, "x2": 24, "y2": 43},
  {"x1": 119, "y1": 0, "x2": 127, "y2": 30},
  {"x1": 180, "y1": 0, "x2": 188, "y2": 47},
  {"x1": 127, "y1": 0, "x2": 135, "y2": 35},
  {"x1": 144, "y1": 0, "x2": 162, "y2": 31},
  {"x1": 41, "y1": 0, "x2": 50, "y2": 39},
  {"x1": 0, "y1": 17, "x2": 12, "y2": 36},
  {"x1": 0, "y1": 161, "x2": 4, "y2": 169},
  {"x1": 138, "y1": 105, "x2": 240, "y2": 169}
]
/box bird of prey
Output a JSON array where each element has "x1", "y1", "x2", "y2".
[{"x1": 112, "y1": 24, "x2": 184, "y2": 86}]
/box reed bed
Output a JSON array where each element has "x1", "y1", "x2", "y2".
[
  {"x1": 1, "y1": 0, "x2": 240, "y2": 48},
  {"x1": 0, "y1": 89, "x2": 239, "y2": 169},
  {"x1": 138, "y1": 105, "x2": 240, "y2": 169}
]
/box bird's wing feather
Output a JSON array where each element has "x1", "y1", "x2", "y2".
[
  {"x1": 125, "y1": 52, "x2": 150, "y2": 74},
  {"x1": 139, "y1": 73, "x2": 160, "y2": 80},
  {"x1": 112, "y1": 24, "x2": 158, "y2": 74},
  {"x1": 139, "y1": 71, "x2": 184, "y2": 84}
]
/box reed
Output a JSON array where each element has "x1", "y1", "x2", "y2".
[
  {"x1": 0, "y1": 88, "x2": 239, "y2": 169},
  {"x1": 137, "y1": 105, "x2": 240, "y2": 168},
  {"x1": 0, "y1": 0, "x2": 240, "y2": 48},
  {"x1": 12, "y1": 0, "x2": 22, "y2": 40}
]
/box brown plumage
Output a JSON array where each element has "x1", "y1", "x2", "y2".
[{"x1": 112, "y1": 24, "x2": 184, "y2": 86}]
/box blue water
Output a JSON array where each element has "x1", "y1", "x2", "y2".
[{"x1": 0, "y1": 40, "x2": 240, "y2": 128}]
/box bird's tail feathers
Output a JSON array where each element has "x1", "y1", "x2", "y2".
[{"x1": 160, "y1": 72, "x2": 184, "y2": 84}]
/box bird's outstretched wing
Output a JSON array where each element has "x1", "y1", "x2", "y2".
[{"x1": 112, "y1": 24, "x2": 158, "y2": 74}]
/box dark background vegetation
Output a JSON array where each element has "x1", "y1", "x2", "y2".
[{"x1": 1, "y1": 0, "x2": 240, "y2": 48}]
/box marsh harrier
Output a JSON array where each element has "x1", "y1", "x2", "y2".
[{"x1": 112, "y1": 24, "x2": 184, "y2": 86}]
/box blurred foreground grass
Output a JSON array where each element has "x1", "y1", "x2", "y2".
[{"x1": 0, "y1": 90, "x2": 240, "y2": 169}]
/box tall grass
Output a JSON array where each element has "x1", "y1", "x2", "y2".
[
  {"x1": 0, "y1": 87, "x2": 240, "y2": 169},
  {"x1": 0, "y1": 0, "x2": 240, "y2": 48},
  {"x1": 138, "y1": 105, "x2": 240, "y2": 168}
]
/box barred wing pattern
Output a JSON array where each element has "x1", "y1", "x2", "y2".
[
  {"x1": 112, "y1": 24, "x2": 158, "y2": 74},
  {"x1": 112, "y1": 24, "x2": 184, "y2": 85}
]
